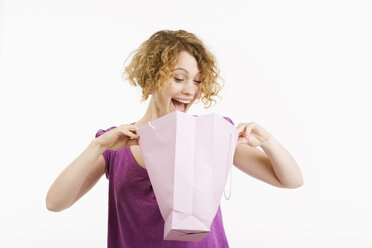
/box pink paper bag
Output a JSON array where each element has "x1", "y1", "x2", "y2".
[{"x1": 137, "y1": 111, "x2": 238, "y2": 242}]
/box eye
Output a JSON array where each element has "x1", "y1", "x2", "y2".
[
  {"x1": 174, "y1": 77, "x2": 184, "y2": 82},
  {"x1": 194, "y1": 80, "x2": 202, "y2": 84}
]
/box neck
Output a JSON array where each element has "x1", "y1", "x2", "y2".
[{"x1": 135, "y1": 95, "x2": 168, "y2": 128}]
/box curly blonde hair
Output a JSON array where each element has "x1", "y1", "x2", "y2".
[{"x1": 122, "y1": 30, "x2": 223, "y2": 108}]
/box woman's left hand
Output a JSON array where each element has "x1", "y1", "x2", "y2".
[{"x1": 236, "y1": 122, "x2": 272, "y2": 147}]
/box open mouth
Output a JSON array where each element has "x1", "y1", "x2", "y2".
[{"x1": 171, "y1": 98, "x2": 191, "y2": 113}]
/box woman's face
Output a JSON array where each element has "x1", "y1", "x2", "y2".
[{"x1": 154, "y1": 51, "x2": 202, "y2": 115}]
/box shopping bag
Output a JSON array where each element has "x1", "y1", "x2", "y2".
[{"x1": 137, "y1": 111, "x2": 238, "y2": 241}]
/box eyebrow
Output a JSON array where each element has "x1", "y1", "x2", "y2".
[{"x1": 172, "y1": 67, "x2": 201, "y2": 74}]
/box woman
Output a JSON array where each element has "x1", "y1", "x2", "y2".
[{"x1": 46, "y1": 29, "x2": 304, "y2": 248}]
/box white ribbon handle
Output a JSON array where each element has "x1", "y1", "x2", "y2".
[{"x1": 148, "y1": 121, "x2": 155, "y2": 130}]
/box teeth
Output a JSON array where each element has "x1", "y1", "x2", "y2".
[{"x1": 173, "y1": 98, "x2": 191, "y2": 104}]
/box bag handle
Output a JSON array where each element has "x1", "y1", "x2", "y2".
[
  {"x1": 148, "y1": 121, "x2": 155, "y2": 130},
  {"x1": 224, "y1": 131, "x2": 235, "y2": 200}
]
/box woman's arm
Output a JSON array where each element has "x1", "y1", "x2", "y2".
[
  {"x1": 46, "y1": 124, "x2": 139, "y2": 212},
  {"x1": 260, "y1": 135, "x2": 304, "y2": 188},
  {"x1": 45, "y1": 140, "x2": 106, "y2": 212},
  {"x1": 233, "y1": 121, "x2": 304, "y2": 189}
]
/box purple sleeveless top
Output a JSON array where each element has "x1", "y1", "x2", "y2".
[{"x1": 95, "y1": 116, "x2": 234, "y2": 248}]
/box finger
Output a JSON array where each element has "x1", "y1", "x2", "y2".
[
  {"x1": 128, "y1": 126, "x2": 138, "y2": 133},
  {"x1": 236, "y1": 126, "x2": 243, "y2": 133},
  {"x1": 245, "y1": 126, "x2": 254, "y2": 140},
  {"x1": 127, "y1": 131, "x2": 139, "y2": 139},
  {"x1": 245, "y1": 125, "x2": 252, "y2": 137},
  {"x1": 236, "y1": 124, "x2": 246, "y2": 134},
  {"x1": 127, "y1": 125, "x2": 138, "y2": 131},
  {"x1": 127, "y1": 139, "x2": 139, "y2": 146},
  {"x1": 118, "y1": 124, "x2": 131, "y2": 128},
  {"x1": 119, "y1": 128, "x2": 139, "y2": 139},
  {"x1": 119, "y1": 124, "x2": 138, "y2": 131}
]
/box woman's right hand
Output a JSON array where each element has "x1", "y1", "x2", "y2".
[{"x1": 94, "y1": 124, "x2": 139, "y2": 151}]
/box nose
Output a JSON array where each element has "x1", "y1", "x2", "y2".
[{"x1": 182, "y1": 79, "x2": 198, "y2": 96}]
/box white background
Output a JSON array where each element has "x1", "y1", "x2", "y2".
[{"x1": 1, "y1": 0, "x2": 371, "y2": 247}]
